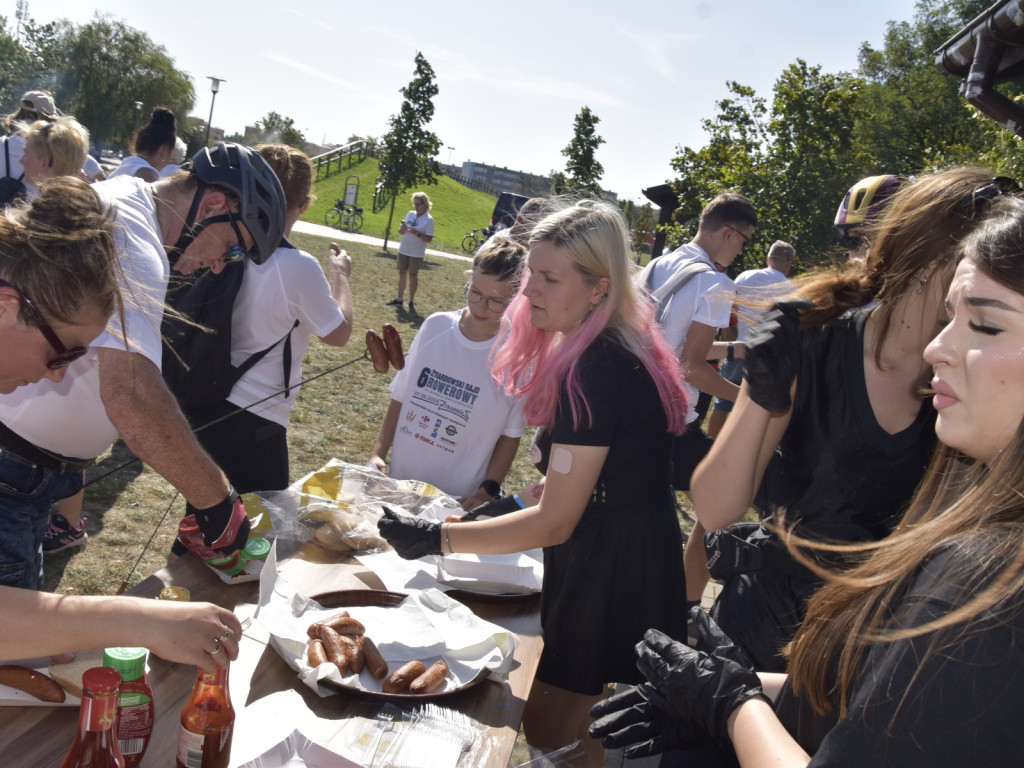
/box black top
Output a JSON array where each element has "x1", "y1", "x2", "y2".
[
  {"x1": 532, "y1": 332, "x2": 687, "y2": 695},
  {"x1": 713, "y1": 310, "x2": 938, "y2": 671},
  {"x1": 759, "y1": 309, "x2": 936, "y2": 542},
  {"x1": 776, "y1": 536, "x2": 1024, "y2": 766}
]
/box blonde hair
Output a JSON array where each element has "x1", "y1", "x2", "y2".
[{"x1": 19, "y1": 117, "x2": 89, "y2": 178}]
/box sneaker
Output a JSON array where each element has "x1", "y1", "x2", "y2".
[
  {"x1": 408, "y1": 301, "x2": 416, "y2": 314},
  {"x1": 43, "y1": 513, "x2": 88, "y2": 553},
  {"x1": 386, "y1": 298, "x2": 403, "y2": 307}
]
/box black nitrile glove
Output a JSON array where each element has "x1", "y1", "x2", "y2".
[
  {"x1": 636, "y1": 607, "x2": 764, "y2": 746},
  {"x1": 589, "y1": 684, "x2": 709, "y2": 757},
  {"x1": 377, "y1": 506, "x2": 442, "y2": 559},
  {"x1": 460, "y1": 495, "x2": 521, "y2": 521},
  {"x1": 743, "y1": 297, "x2": 813, "y2": 413},
  {"x1": 179, "y1": 488, "x2": 250, "y2": 554}
]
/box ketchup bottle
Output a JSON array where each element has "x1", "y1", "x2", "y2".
[
  {"x1": 61, "y1": 666, "x2": 126, "y2": 768},
  {"x1": 103, "y1": 647, "x2": 154, "y2": 767},
  {"x1": 177, "y1": 664, "x2": 234, "y2": 768}
]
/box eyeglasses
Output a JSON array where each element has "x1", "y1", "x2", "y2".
[
  {"x1": 465, "y1": 283, "x2": 510, "y2": 313},
  {"x1": 0, "y1": 279, "x2": 88, "y2": 369},
  {"x1": 722, "y1": 223, "x2": 751, "y2": 247}
]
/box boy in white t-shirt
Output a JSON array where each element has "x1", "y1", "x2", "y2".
[{"x1": 371, "y1": 238, "x2": 526, "y2": 510}]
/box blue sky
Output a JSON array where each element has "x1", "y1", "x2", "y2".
[{"x1": 9, "y1": 0, "x2": 923, "y2": 202}]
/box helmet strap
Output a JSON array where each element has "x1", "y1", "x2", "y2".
[{"x1": 166, "y1": 180, "x2": 209, "y2": 266}]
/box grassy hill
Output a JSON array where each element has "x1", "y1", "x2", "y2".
[{"x1": 302, "y1": 155, "x2": 498, "y2": 253}]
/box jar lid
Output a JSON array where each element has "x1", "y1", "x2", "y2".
[
  {"x1": 244, "y1": 537, "x2": 271, "y2": 558},
  {"x1": 158, "y1": 586, "x2": 191, "y2": 601},
  {"x1": 83, "y1": 666, "x2": 121, "y2": 693},
  {"x1": 103, "y1": 647, "x2": 147, "y2": 681}
]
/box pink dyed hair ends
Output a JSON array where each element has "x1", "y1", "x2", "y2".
[{"x1": 490, "y1": 200, "x2": 688, "y2": 433}]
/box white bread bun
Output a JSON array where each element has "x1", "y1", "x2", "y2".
[{"x1": 48, "y1": 649, "x2": 104, "y2": 699}]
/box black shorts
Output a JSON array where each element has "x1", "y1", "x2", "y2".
[{"x1": 671, "y1": 422, "x2": 714, "y2": 492}]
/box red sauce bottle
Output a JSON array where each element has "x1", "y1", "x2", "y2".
[
  {"x1": 61, "y1": 666, "x2": 126, "y2": 768},
  {"x1": 103, "y1": 647, "x2": 154, "y2": 767},
  {"x1": 177, "y1": 664, "x2": 234, "y2": 768}
]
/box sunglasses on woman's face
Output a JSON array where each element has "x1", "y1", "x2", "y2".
[{"x1": 0, "y1": 279, "x2": 88, "y2": 369}]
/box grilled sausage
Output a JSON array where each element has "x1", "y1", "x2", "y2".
[
  {"x1": 0, "y1": 665, "x2": 66, "y2": 703},
  {"x1": 306, "y1": 639, "x2": 328, "y2": 669},
  {"x1": 306, "y1": 612, "x2": 351, "y2": 639},
  {"x1": 366, "y1": 330, "x2": 389, "y2": 373},
  {"x1": 338, "y1": 634, "x2": 365, "y2": 674},
  {"x1": 359, "y1": 635, "x2": 389, "y2": 680},
  {"x1": 409, "y1": 659, "x2": 449, "y2": 695},
  {"x1": 382, "y1": 323, "x2": 405, "y2": 370},
  {"x1": 319, "y1": 626, "x2": 353, "y2": 675},
  {"x1": 382, "y1": 660, "x2": 425, "y2": 694},
  {"x1": 324, "y1": 616, "x2": 365, "y2": 637}
]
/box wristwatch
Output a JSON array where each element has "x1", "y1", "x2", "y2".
[{"x1": 478, "y1": 479, "x2": 502, "y2": 499}]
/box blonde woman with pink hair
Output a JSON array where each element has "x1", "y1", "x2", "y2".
[{"x1": 379, "y1": 199, "x2": 690, "y2": 766}]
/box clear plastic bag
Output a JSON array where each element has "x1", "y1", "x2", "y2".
[{"x1": 243, "y1": 459, "x2": 463, "y2": 554}]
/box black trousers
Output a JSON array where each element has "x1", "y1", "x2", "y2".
[{"x1": 186, "y1": 400, "x2": 289, "y2": 494}]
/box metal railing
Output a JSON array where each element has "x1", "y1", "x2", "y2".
[{"x1": 311, "y1": 139, "x2": 376, "y2": 180}]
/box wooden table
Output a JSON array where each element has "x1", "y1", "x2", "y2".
[{"x1": 0, "y1": 543, "x2": 543, "y2": 767}]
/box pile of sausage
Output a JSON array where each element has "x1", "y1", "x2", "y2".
[{"x1": 305, "y1": 611, "x2": 449, "y2": 695}]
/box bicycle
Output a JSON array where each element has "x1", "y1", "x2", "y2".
[
  {"x1": 461, "y1": 226, "x2": 493, "y2": 254},
  {"x1": 324, "y1": 200, "x2": 364, "y2": 232}
]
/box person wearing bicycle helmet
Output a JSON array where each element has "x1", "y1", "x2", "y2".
[
  {"x1": 173, "y1": 144, "x2": 353, "y2": 494},
  {"x1": 0, "y1": 142, "x2": 287, "y2": 583},
  {"x1": 834, "y1": 174, "x2": 904, "y2": 262}
]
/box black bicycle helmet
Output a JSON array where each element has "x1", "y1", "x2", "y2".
[
  {"x1": 834, "y1": 174, "x2": 904, "y2": 236},
  {"x1": 169, "y1": 142, "x2": 286, "y2": 265}
]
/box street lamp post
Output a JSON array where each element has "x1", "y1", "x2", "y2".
[
  {"x1": 132, "y1": 101, "x2": 143, "y2": 136},
  {"x1": 204, "y1": 76, "x2": 225, "y2": 146},
  {"x1": 446, "y1": 146, "x2": 455, "y2": 169}
]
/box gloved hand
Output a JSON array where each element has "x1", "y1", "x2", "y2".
[
  {"x1": 459, "y1": 495, "x2": 521, "y2": 521},
  {"x1": 743, "y1": 297, "x2": 813, "y2": 413},
  {"x1": 589, "y1": 684, "x2": 710, "y2": 757},
  {"x1": 175, "y1": 488, "x2": 250, "y2": 555},
  {"x1": 635, "y1": 607, "x2": 765, "y2": 746},
  {"x1": 377, "y1": 506, "x2": 442, "y2": 559}
]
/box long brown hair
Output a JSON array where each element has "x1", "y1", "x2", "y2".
[
  {"x1": 790, "y1": 167, "x2": 1000, "y2": 365},
  {"x1": 787, "y1": 193, "x2": 1024, "y2": 717}
]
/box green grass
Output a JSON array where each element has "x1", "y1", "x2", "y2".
[{"x1": 303, "y1": 156, "x2": 498, "y2": 253}]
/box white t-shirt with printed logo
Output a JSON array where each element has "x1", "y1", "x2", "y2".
[
  {"x1": 398, "y1": 209, "x2": 434, "y2": 259},
  {"x1": 387, "y1": 309, "x2": 525, "y2": 498}
]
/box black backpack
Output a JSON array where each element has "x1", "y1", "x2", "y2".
[
  {"x1": 0, "y1": 138, "x2": 26, "y2": 206},
  {"x1": 161, "y1": 257, "x2": 298, "y2": 415}
]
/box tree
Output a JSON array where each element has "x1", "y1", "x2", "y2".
[
  {"x1": 377, "y1": 52, "x2": 442, "y2": 251},
  {"x1": 50, "y1": 14, "x2": 194, "y2": 149},
  {"x1": 251, "y1": 111, "x2": 306, "y2": 148},
  {"x1": 560, "y1": 106, "x2": 606, "y2": 197}
]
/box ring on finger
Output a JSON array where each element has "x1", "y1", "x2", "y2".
[
  {"x1": 208, "y1": 637, "x2": 221, "y2": 656},
  {"x1": 219, "y1": 629, "x2": 232, "y2": 643}
]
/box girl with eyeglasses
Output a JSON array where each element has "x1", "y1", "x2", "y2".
[
  {"x1": 688, "y1": 167, "x2": 1009, "y2": 675},
  {"x1": 370, "y1": 237, "x2": 528, "y2": 510}
]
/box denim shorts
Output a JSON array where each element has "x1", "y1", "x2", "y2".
[
  {"x1": 713, "y1": 357, "x2": 747, "y2": 413},
  {"x1": 0, "y1": 446, "x2": 84, "y2": 590}
]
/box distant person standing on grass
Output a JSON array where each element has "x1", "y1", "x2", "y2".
[{"x1": 387, "y1": 191, "x2": 434, "y2": 315}]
